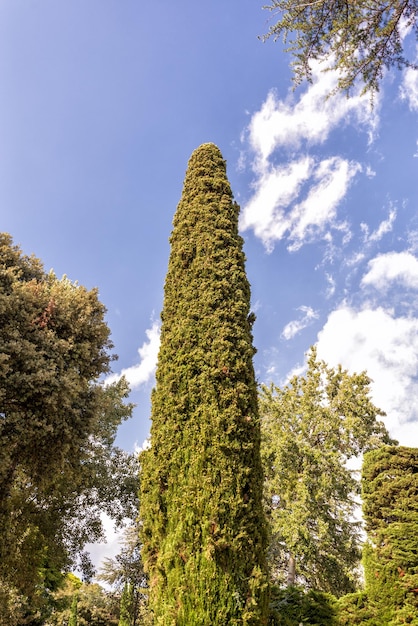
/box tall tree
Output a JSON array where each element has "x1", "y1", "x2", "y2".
[
  {"x1": 118, "y1": 584, "x2": 132, "y2": 626},
  {"x1": 139, "y1": 143, "x2": 269, "y2": 625},
  {"x1": 0, "y1": 233, "x2": 111, "y2": 502},
  {"x1": 362, "y1": 445, "x2": 418, "y2": 625},
  {"x1": 0, "y1": 233, "x2": 135, "y2": 622},
  {"x1": 99, "y1": 525, "x2": 148, "y2": 626},
  {"x1": 262, "y1": 1, "x2": 418, "y2": 96},
  {"x1": 261, "y1": 347, "x2": 392, "y2": 596}
]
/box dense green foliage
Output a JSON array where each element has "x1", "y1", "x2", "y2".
[
  {"x1": 263, "y1": 0, "x2": 418, "y2": 96},
  {"x1": 335, "y1": 591, "x2": 378, "y2": 625},
  {"x1": 140, "y1": 143, "x2": 269, "y2": 624},
  {"x1": 261, "y1": 347, "x2": 392, "y2": 596},
  {"x1": 269, "y1": 585, "x2": 337, "y2": 625},
  {"x1": 0, "y1": 234, "x2": 135, "y2": 623},
  {"x1": 362, "y1": 446, "x2": 418, "y2": 624},
  {"x1": 46, "y1": 575, "x2": 119, "y2": 626}
]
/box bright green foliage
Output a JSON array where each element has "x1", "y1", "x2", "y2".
[
  {"x1": 335, "y1": 591, "x2": 378, "y2": 625},
  {"x1": 269, "y1": 585, "x2": 337, "y2": 625},
  {"x1": 77, "y1": 583, "x2": 119, "y2": 626},
  {"x1": 0, "y1": 234, "x2": 135, "y2": 622},
  {"x1": 263, "y1": 1, "x2": 418, "y2": 96},
  {"x1": 48, "y1": 577, "x2": 119, "y2": 626},
  {"x1": 140, "y1": 143, "x2": 269, "y2": 625},
  {"x1": 362, "y1": 446, "x2": 418, "y2": 625},
  {"x1": 261, "y1": 347, "x2": 392, "y2": 596},
  {"x1": 118, "y1": 584, "x2": 132, "y2": 626}
]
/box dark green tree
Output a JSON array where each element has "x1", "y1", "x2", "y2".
[
  {"x1": 0, "y1": 234, "x2": 135, "y2": 623},
  {"x1": 261, "y1": 347, "x2": 392, "y2": 596},
  {"x1": 362, "y1": 445, "x2": 418, "y2": 625},
  {"x1": 262, "y1": 1, "x2": 418, "y2": 97},
  {"x1": 139, "y1": 143, "x2": 269, "y2": 625},
  {"x1": 269, "y1": 585, "x2": 337, "y2": 625}
]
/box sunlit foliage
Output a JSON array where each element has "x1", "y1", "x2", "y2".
[{"x1": 140, "y1": 143, "x2": 269, "y2": 624}]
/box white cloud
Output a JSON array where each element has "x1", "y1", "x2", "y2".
[
  {"x1": 247, "y1": 63, "x2": 378, "y2": 164},
  {"x1": 287, "y1": 158, "x2": 361, "y2": 251},
  {"x1": 361, "y1": 207, "x2": 397, "y2": 243},
  {"x1": 316, "y1": 305, "x2": 418, "y2": 446},
  {"x1": 240, "y1": 61, "x2": 377, "y2": 251},
  {"x1": 106, "y1": 322, "x2": 160, "y2": 389},
  {"x1": 281, "y1": 306, "x2": 319, "y2": 340},
  {"x1": 240, "y1": 157, "x2": 313, "y2": 251},
  {"x1": 240, "y1": 154, "x2": 360, "y2": 251},
  {"x1": 361, "y1": 251, "x2": 418, "y2": 291},
  {"x1": 325, "y1": 273, "x2": 336, "y2": 299},
  {"x1": 400, "y1": 65, "x2": 418, "y2": 111}
]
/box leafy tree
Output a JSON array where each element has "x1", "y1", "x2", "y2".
[
  {"x1": 77, "y1": 583, "x2": 119, "y2": 626},
  {"x1": 0, "y1": 233, "x2": 135, "y2": 622},
  {"x1": 0, "y1": 233, "x2": 111, "y2": 502},
  {"x1": 47, "y1": 576, "x2": 119, "y2": 626},
  {"x1": 261, "y1": 347, "x2": 393, "y2": 596},
  {"x1": 69, "y1": 593, "x2": 78, "y2": 626},
  {"x1": 362, "y1": 445, "x2": 418, "y2": 625},
  {"x1": 139, "y1": 143, "x2": 269, "y2": 624},
  {"x1": 262, "y1": 0, "x2": 418, "y2": 96},
  {"x1": 99, "y1": 525, "x2": 148, "y2": 626}
]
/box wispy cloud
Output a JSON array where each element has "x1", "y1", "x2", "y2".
[
  {"x1": 361, "y1": 207, "x2": 397, "y2": 243},
  {"x1": 106, "y1": 322, "x2": 160, "y2": 389},
  {"x1": 246, "y1": 63, "x2": 378, "y2": 164},
  {"x1": 240, "y1": 154, "x2": 361, "y2": 252},
  {"x1": 287, "y1": 158, "x2": 361, "y2": 252},
  {"x1": 400, "y1": 64, "x2": 418, "y2": 111},
  {"x1": 281, "y1": 306, "x2": 319, "y2": 340},
  {"x1": 361, "y1": 251, "x2": 418, "y2": 291},
  {"x1": 316, "y1": 305, "x2": 418, "y2": 445},
  {"x1": 240, "y1": 61, "x2": 379, "y2": 252}
]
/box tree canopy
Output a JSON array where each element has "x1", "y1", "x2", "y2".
[
  {"x1": 263, "y1": 0, "x2": 418, "y2": 96},
  {"x1": 261, "y1": 347, "x2": 393, "y2": 596},
  {"x1": 0, "y1": 233, "x2": 135, "y2": 624},
  {"x1": 139, "y1": 143, "x2": 269, "y2": 624}
]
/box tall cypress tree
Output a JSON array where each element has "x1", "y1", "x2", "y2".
[
  {"x1": 362, "y1": 445, "x2": 418, "y2": 624},
  {"x1": 140, "y1": 143, "x2": 268, "y2": 625}
]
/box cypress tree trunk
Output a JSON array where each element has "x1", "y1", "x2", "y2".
[{"x1": 140, "y1": 143, "x2": 269, "y2": 625}]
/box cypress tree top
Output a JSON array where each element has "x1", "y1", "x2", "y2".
[{"x1": 140, "y1": 143, "x2": 268, "y2": 625}]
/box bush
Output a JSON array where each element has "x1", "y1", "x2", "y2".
[{"x1": 269, "y1": 585, "x2": 337, "y2": 625}]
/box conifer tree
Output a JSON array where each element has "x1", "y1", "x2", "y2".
[
  {"x1": 362, "y1": 446, "x2": 418, "y2": 624},
  {"x1": 261, "y1": 347, "x2": 391, "y2": 595},
  {"x1": 118, "y1": 584, "x2": 131, "y2": 626},
  {"x1": 140, "y1": 143, "x2": 269, "y2": 625}
]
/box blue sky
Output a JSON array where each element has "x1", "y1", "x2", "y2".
[{"x1": 2, "y1": 0, "x2": 418, "y2": 562}]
